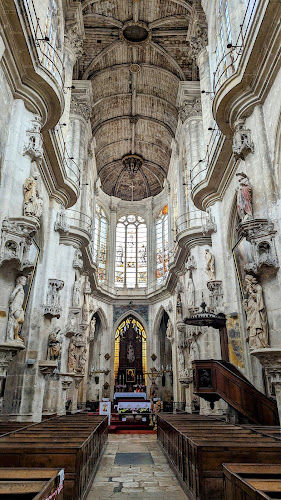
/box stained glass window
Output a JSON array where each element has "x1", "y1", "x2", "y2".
[
  {"x1": 115, "y1": 215, "x2": 147, "y2": 288},
  {"x1": 156, "y1": 205, "x2": 169, "y2": 285},
  {"x1": 93, "y1": 204, "x2": 108, "y2": 283}
]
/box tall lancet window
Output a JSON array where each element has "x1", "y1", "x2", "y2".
[
  {"x1": 115, "y1": 215, "x2": 147, "y2": 288},
  {"x1": 93, "y1": 204, "x2": 108, "y2": 283},
  {"x1": 156, "y1": 205, "x2": 169, "y2": 285}
]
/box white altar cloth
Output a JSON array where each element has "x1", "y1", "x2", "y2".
[
  {"x1": 118, "y1": 401, "x2": 151, "y2": 412},
  {"x1": 114, "y1": 392, "x2": 147, "y2": 399}
]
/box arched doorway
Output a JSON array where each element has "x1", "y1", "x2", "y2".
[
  {"x1": 157, "y1": 310, "x2": 173, "y2": 403},
  {"x1": 114, "y1": 316, "x2": 147, "y2": 393}
]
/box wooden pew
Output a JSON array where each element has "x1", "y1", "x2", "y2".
[
  {"x1": 223, "y1": 464, "x2": 281, "y2": 499},
  {"x1": 0, "y1": 468, "x2": 63, "y2": 499},
  {"x1": 157, "y1": 414, "x2": 281, "y2": 500},
  {"x1": 0, "y1": 414, "x2": 108, "y2": 500}
]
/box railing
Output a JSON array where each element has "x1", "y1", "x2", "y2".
[
  {"x1": 176, "y1": 210, "x2": 206, "y2": 234},
  {"x1": 66, "y1": 209, "x2": 92, "y2": 233},
  {"x1": 22, "y1": 0, "x2": 64, "y2": 87},
  {"x1": 213, "y1": 0, "x2": 259, "y2": 93},
  {"x1": 190, "y1": 126, "x2": 223, "y2": 189},
  {"x1": 53, "y1": 124, "x2": 81, "y2": 187}
]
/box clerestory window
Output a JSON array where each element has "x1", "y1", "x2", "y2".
[{"x1": 115, "y1": 215, "x2": 147, "y2": 288}]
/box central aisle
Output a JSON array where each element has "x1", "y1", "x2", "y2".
[{"x1": 86, "y1": 434, "x2": 187, "y2": 499}]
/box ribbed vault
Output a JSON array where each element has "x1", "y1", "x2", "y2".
[{"x1": 79, "y1": 0, "x2": 198, "y2": 201}]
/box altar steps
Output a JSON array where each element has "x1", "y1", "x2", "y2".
[{"x1": 109, "y1": 417, "x2": 153, "y2": 434}]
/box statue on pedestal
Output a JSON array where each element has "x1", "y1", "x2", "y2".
[
  {"x1": 205, "y1": 249, "x2": 215, "y2": 281},
  {"x1": 236, "y1": 172, "x2": 253, "y2": 222},
  {"x1": 48, "y1": 328, "x2": 61, "y2": 360},
  {"x1": 186, "y1": 271, "x2": 195, "y2": 307},
  {"x1": 23, "y1": 173, "x2": 43, "y2": 219},
  {"x1": 7, "y1": 276, "x2": 27, "y2": 343},
  {"x1": 244, "y1": 274, "x2": 269, "y2": 350},
  {"x1": 68, "y1": 340, "x2": 77, "y2": 372}
]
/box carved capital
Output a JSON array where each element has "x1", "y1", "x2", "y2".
[
  {"x1": 179, "y1": 98, "x2": 202, "y2": 123},
  {"x1": 70, "y1": 96, "x2": 91, "y2": 121},
  {"x1": 251, "y1": 348, "x2": 281, "y2": 384},
  {"x1": 65, "y1": 26, "x2": 84, "y2": 59}
]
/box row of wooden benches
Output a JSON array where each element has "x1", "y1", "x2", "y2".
[
  {"x1": 0, "y1": 414, "x2": 109, "y2": 500},
  {"x1": 157, "y1": 413, "x2": 281, "y2": 500}
]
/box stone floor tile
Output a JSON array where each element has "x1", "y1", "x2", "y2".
[{"x1": 86, "y1": 434, "x2": 187, "y2": 499}]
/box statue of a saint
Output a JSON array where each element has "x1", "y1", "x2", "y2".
[
  {"x1": 127, "y1": 341, "x2": 135, "y2": 363},
  {"x1": 186, "y1": 271, "x2": 195, "y2": 307},
  {"x1": 73, "y1": 270, "x2": 82, "y2": 307},
  {"x1": 166, "y1": 319, "x2": 173, "y2": 340},
  {"x1": 205, "y1": 249, "x2": 215, "y2": 281},
  {"x1": 244, "y1": 274, "x2": 269, "y2": 350},
  {"x1": 48, "y1": 328, "x2": 61, "y2": 360},
  {"x1": 68, "y1": 340, "x2": 77, "y2": 372},
  {"x1": 176, "y1": 294, "x2": 182, "y2": 317},
  {"x1": 82, "y1": 295, "x2": 89, "y2": 323},
  {"x1": 7, "y1": 275, "x2": 27, "y2": 342},
  {"x1": 190, "y1": 338, "x2": 200, "y2": 361},
  {"x1": 78, "y1": 349, "x2": 87, "y2": 374},
  {"x1": 236, "y1": 172, "x2": 253, "y2": 222},
  {"x1": 23, "y1": 172, "x2": 42, "y2": 219},
  {"x1": 90, "y1": 316, "x2": 96, "y2": 339}
]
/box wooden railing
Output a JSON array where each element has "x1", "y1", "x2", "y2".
[{"x1": 192, "y1": 360, "x2": 279, "y2": 425}]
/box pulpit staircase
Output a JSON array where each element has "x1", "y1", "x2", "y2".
[{"x1": 192, "y1": 359, "x2": 279, "y2": 425}]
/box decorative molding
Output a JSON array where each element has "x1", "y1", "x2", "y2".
[
  {"x1": 43, "y1": 279, "x2": 64, "y2": 318},
  {"x1": 54, "y1": 208, "x2": 70, "y2": 235},
  {"x1": 0, "y1": 216, "x2": 39, "y2": 270},
  {"x1": 64, "y1": 26, "x2": 84, "y2": 58},
  {"x1": 238, "y1": 219, "x2": 279, "y2": 275},
  {"x1": 232, "y1": 119, "x2": 254, "y2": 160},
  {"x1": 23, "y1": 115, "x2": 43, "y2": 164}
]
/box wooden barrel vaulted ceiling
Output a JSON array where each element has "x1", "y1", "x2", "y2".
[{"x1": 80, "y1": 0, "x2": 198, "y2": 201}]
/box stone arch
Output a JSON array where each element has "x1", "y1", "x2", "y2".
[
  {"x1": 153, "y1": 305, "x2": 171, "y2": 338},
  {"x1": 92, "y1": 306, "x2": 108, "y2": 331},
  {"x1": 113, "y1": 309, "x2": 148, "y2": 334}
]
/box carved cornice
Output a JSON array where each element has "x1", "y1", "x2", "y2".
[{"x1": 65, "y1": 26, "x2": 84, "y2": 59}]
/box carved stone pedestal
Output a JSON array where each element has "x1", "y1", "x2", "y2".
[
  {"x1": 0, "y1": 342, "x2": 25, "y2": 399},
  {"x1": 0, "y1": 216, "x2": 40, "y2": 271},
  {"x1": 71, "y1": 375, "x2": 84, "y2": 414},
  {"x1": 251, "y1": 348, "x2": 281, "y2": 423}
]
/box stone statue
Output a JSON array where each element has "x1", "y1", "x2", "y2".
[
  {"x1": 166, "y1": 319, "x2": 173, "y2": 340},
  {"x1": 186, "y1": 271, "x2": 195, "y2": 307},
  {"x1": 78, "y1": 348, "x2": 87, "y2": 374},
  {"x1": 23, "y1": 172, "x2": 43, "y2": 219},
  {"x1": 243, "y1": 274, "x2": 269, "y2": 350},
  {"x1": 127, "y1": 341, "x2": 135, "y2": 363},
  {"x1": 176, "y1": 293, "x2": 182, "y2": 317},
  {"x1": 90, "y1": 316, "x2": 96, "y2": 339},
  {"x1": 82, "y1": 295, "x2": 89, "y2": 323},
  {"x1": 68, "y1": 340, "x2": 77, "y2": 372},
  {"x1": 73, "y1": 270, "x2": 82, "y2": 307},
  {"x1": 189, "y1": 338, "x2": 200, "y2": 361},
  {"x1": 205, "y1": 249, "x2": 215, "y2": 281},
  {"x1": 236, "y1": 172, "x2": 253, "y2": 222},
  {"x1": 48, "y1": 328, "x2": 61, "y2": 360},
  {"x1": 7, "y1": 275, "x2": 27, "y2": 342}
]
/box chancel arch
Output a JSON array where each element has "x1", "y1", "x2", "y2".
[{"x1": 114, "y1": 315, "x2": 148, "y2": 393}]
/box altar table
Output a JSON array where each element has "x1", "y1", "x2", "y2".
[
  {"x1": 117, "y1": 401, "x2": 151, "y2": 412},
  {"x1": 114, "y1": 392, "x2": 147, "y2": 400}
]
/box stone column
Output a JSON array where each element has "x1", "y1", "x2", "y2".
[
  {"x1": 57, "y1": 376, "x2": 72, "y2": 416},
  {"x1": 71, "y1": 375, "x2": 83, "y2": 413}
]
